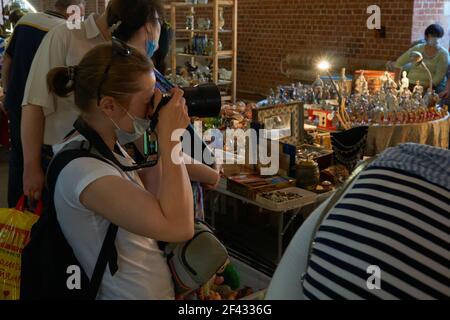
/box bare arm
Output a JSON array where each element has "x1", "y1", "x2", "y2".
[
  {"x1": 184, "y1": 153, "x2": 220, "y2": 187},
  {"x1": 80, "y1": 88, "x2": 194, "y2": 242},
  {"x1": 21, "y1": 104, "x2": 45, "y2": 199},
  {"x1": 80, "y1": 141, "x2": 194, "y2": 242},
  {"x1": 138, "y1": 160, "x2": 162, "y2": 197}
]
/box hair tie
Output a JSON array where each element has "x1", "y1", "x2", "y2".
[
  {"x1": 109, "y1": 20, "x2": 123, "y2": 34},
  {"x1": 67, "y1": 66, "x2": 78, "y2": 81}
]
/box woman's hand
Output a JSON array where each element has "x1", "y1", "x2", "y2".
[
  {"x1": 154, "y1": 88, "x2": 190, "y2": 142},
  {"x1": 23, "y1": 164, "x2": 45, "y2": 200}
]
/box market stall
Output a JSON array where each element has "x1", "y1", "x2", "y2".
[
  {"x1": 191, "y1": 62, "x2": 450, "y2": 300},
  {"x1": 365, "y1": 115, "x2": 449, "y2": 155}
]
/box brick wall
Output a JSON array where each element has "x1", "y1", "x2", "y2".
[
  {"x1": 19, "y1": 0, "x2": 450, "y2": 97},
  {"x1": 412, "y1": 0, "x2": 450, "y2": 47},
  {"x1": 236, "y1": 0, "x2": 417, "y2": 95}
]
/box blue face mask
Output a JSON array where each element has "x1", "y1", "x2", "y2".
[{"x1": 146, "y1": 40, "x2": 158, "y2": 59}]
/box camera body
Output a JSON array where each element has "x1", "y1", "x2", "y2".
[
  {"x1": 158, "y1": 84, "x2": 222, "y2": 118},
  {"x1": 156, "y1": 70, "x2": 222, "y2": 118},
  {"x1": 154, "y1": 70, "x2": 221, "y2": 166}
]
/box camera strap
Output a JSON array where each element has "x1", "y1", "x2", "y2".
[{"x1": 73, "y1": 117, "x2": 158, "y2": 171}]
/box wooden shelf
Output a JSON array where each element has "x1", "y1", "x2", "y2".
[
  {"x1": 176, "y1": 29, "x2": 233, "y2": 34},
  {"x1": 172, "y1": 1, "x2": 234, "y2": 8},
  {"x1": 171, "y1": 0, "x2": 237, "y2": 103},
  {"x1": 218, "y1": 80, "x2": 232, "y2": 85},
  {"x1": 176, "y1": 51, "x2": 233, "y2": 59}
]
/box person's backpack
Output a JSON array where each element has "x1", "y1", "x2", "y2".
[
  {"x1": 21, "y1": 118, "x2": 229, "y2": 299},
  {"x1": 20, "y1": 141, "x2": 119, "y2": 300}
]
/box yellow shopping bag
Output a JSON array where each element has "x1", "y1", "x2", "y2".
[{"x1": 0, "y1": 196, "x2": 41, "y2": 300}]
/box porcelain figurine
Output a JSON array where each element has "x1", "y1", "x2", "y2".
[
  {"x1": 355, "y1": 71, "x2": 369, "y2": 95},
  {"x1": 386, "y1": 91, "x2": 398, "y2": 112},
  {"x1": 218, "y1": 7, "x2": 225, "y2": 30},
  {"x1": 424, "y1": 88, "x2": 440, "y2": 109},
  {"x1": 312, "y1": 74, "x2": 324, "y2": 101},
  {"x1": 382, "y1": 71, "x2": 397, "y2": 94},
  {"x1": 413, "y1": 80, "x2": 424, "y2": 99},
  {"x1": 400, "y1": 71, "x2": 410, "y2": 94}
]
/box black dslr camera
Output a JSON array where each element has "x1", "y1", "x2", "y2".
[
  {"x1": 147, "y1": 71, "x2": 222, "y2": 166},
  {"x1": 154, "y1": 71, "x2": 222, "y2": 119}
]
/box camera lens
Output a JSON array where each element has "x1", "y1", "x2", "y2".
[{"x1": 182, "y1": 84, "x2": 222, "y2": 118}]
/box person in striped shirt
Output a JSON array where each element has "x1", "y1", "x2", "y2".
[{"x1": 267, "y1": 143, "x2": 449, "y2": 300}]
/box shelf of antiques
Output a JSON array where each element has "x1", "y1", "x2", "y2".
[
  {"x1": 200, "y1": 60, "x2": 449, "y2": 278},
  {"x1": 258, "y1": 67, "x2": 449, "y2": 158},
  {"x1": 168, "y1": 0, "x2": 238, "y2": 103}
]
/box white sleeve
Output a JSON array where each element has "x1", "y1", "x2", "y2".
[
  {"x1": 265, "y1": 199, "x2": 331, "y2": 300},
  {"x1": 55, "y1": 157, "x2": 122, "y2": 209},
  {"x1": 22, "y1": 25, "x2": 69, "y2": 115}
]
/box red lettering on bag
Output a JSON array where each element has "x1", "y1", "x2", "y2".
[{"x1": 0, "y1": 223, "x2": 30, "y2": 253}]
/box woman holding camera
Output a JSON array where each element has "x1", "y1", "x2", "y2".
[
  {"x1": 47, "y1": 43, "x2": 194, "y2": 299},
  {"x1": 22, "y1": 0, "x2": 219, "y2": 204}
]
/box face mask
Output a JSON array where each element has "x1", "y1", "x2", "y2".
[
  {"x1": 111, "y1": 109, "x2": 151, "y2": 145},
  {"x1": 427, "y1": 37, "x2": 439, "y2": 47},
  {"x1": 146, "y1": 40, "x2": 158, "y2": 59}
]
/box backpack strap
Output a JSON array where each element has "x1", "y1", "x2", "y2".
[{"x1": 46, "y1": 141, "x2": 119, "y2": 299}]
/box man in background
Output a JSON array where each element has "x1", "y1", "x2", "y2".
[{"x1": 2, "y1": 0, "x2": 86, "y2": 207}]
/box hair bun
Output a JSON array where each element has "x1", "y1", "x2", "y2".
[{"x1": 67, "y1": 66, "x2": 78, "y2": 81}]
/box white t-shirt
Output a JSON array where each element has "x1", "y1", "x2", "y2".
[
  {"x1": 23, "y1": 14, "x2": 107, "y2": 145},
  {"x1": 53, "y1": 135, "x2": 175, "y2": 300}
]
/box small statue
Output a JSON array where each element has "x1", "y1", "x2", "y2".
[
  {"x1": 400, "y1": 71, "x2": 410, "y2": 93},
  {"x1": 322, "y1": 83, "x2": 331, "y2": 100},
  {"x1": 339, "y1": 68, "x2": 348, "y2": 97},
  {"x1": 312, "y1": 74, "x2": 324, "y2": 102},
  {"x1": 413, "y1": 80, "x2": 424, "y2": 99},
  {"x1": 401, "y1": 88, "x2": 413, "y2": 101},
  {"x1": 355, "y1": 71, "x2": 369, "y2": 95},
  {"x1": 268, "y1": 88, "x2": 276, "y2": 105},
  {"x1": 425, "y1": 89, "x2": 440, "y2": 109},
  {"x1": 386, "y1": 90, "x2": 399, "y2": 113},
  {"x1": 423, "y1": 88, "x2": 435, "y2": 109},
  {"x1": 382, "y1": 71, "x2": 397, "y2": 94}
]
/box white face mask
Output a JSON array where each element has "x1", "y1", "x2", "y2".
[
  {"x1": 427, "y1": 37, "x2": 440, "y2": 47},
  {"x1": 110, "y1": 109, "x2": 150, "y2": 145}
]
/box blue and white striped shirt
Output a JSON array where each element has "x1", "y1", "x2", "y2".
[{"x1": 303, "y1": 144, "x2": 450, "y2": 300}]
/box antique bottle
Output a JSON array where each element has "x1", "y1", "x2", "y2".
[{"x1": 296, "y1": 158, "x2": 320, "y2": 191}]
